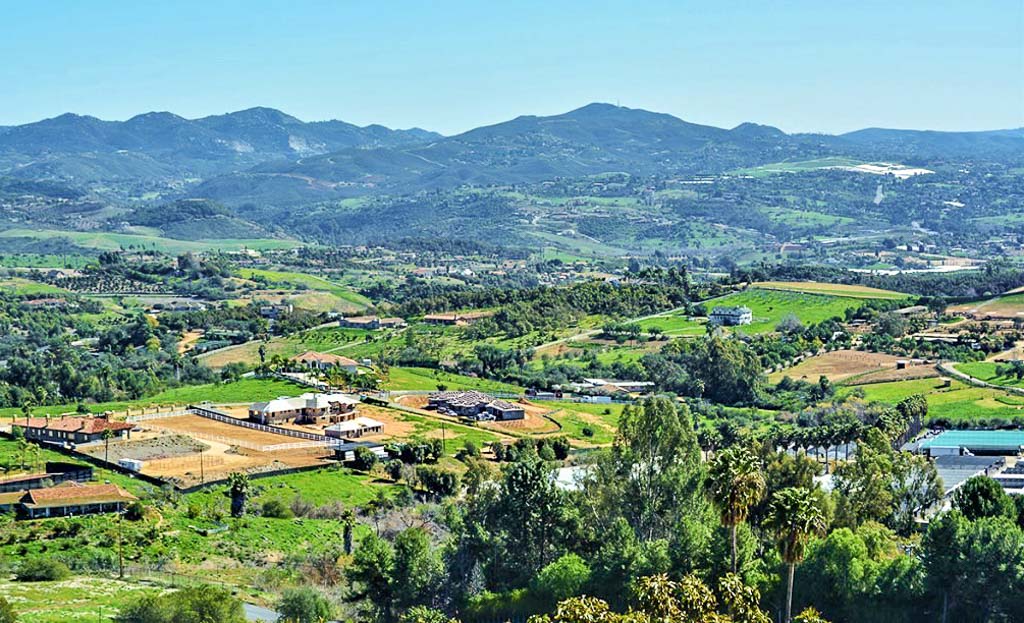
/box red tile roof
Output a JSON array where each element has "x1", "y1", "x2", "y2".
[
  {"x1": 291, "y1": 351, "x2": 359, "y2": 367},
  {"x1": 22, "y1": 482, "x2": 137, "y2": 508},
  {"x1": 19, "y1": 416, "x2": 134, "y2": 435}
]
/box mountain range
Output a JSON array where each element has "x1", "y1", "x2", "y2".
[{"x1": 1, "y1": 103, "x2": 1022, "y2": 207}]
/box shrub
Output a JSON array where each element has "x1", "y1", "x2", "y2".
[
  {"x1": 0, "y1": 596, "x2": 16, "y2": 623},
  {"x1": 532, "y1": 553, "x2": 591, "y2": 603},
  {"x1": 261, "y1": 499, "x2": 294, "y2": 519},
  {"x1": 16, "y1": 557, "x2": 70, "y2": 582},
  {"x1": 581, "y1": 426, "x2": 596, "y2": 438},
  {"x1": 352, "y1": 446, "x2": 379, "y2": 471},
  {"x1": 276, "y1": 587, "x2": 333, "y2": 623}
]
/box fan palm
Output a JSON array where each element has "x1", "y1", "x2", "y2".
[
  {"x1": 706, "y1": 445, "x2": 767, "y2": 573},
  {"x1": 766, "y1": 486, "x2": 827, "y2": 623}
]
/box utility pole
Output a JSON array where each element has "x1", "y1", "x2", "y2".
[
  {"x1": 200, "y1": 447, "x2": 205, "y2": 484},
  {"x1": 441, "y1": 419, "x2": 446, "y2": 457}
]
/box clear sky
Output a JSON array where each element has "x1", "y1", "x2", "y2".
[{"x1": 2, "y1": 1, "x2": 1021, "y2": 135}]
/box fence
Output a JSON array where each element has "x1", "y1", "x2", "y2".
[
  {"x1": 126, "y1": 408, "x2": 193, "y2": 423},
  {"x1": 187, "y1": 404, "x2": 337, "y2": 442}
]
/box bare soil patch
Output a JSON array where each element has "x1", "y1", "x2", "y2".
[{"x1": 770, "y1": 349, "x2": 911, "y2": 384}]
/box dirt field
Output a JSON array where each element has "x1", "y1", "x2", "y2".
[
  {"x1": 949, "y1": 295, "x2": 1024, "y2": 318},
  {"x1": 482, "y1": 401, "x2": 561, "y2": 434},
  {"x1": 82, "y1": 434, "x2": 208, "y2": 462},
  {"x1": 177, "y1": 330, "x2": 204, "y2": 355},
  {"x1": 123, "y1": 415, "x2": 332, "y2": 485},
  {"x1": 769, "y1": 349, "x2": 929, "y2": 384}
]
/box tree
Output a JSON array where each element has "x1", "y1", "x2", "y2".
[
  {"x1": 706, "y1": 445, "x2": 766, "y2": 574},
  {"x1": 533, "y1": 553, "x2": 592, "y2": 604},
  {"x1": 276, "y1": 587, "x2": 333, "y2": 623},
  {"x1": 341, "y1": 508, "x2": 357, "y2": 556},
  {"x1": 398, "y1": 606, "x2": 456, "y2": 623},
  {"x1": 596, "y1": 396, "x2": 703, "y2": 541},
  {"x1": 227, "y1": 472, "x2": 249, "y2": 518},
  {"x1": 392, "y1": 527, "x2": 443, "y2": 612},
  {"x1": 350, "y1": 534, "x2": 396, "y2": 621},
  {"x1": 103, "y1": 428, "x2": 115, "y2": 465},
  {"x1": 766, "y1": 487, "x2": 827, "y2": 623},
  {"x1": 953, "y1": 476, "x2": 1016, "y2": 521}
]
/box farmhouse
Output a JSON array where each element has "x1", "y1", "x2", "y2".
[
  {"x1": 338, "y1": 315, "x2": 407, "y2": 330},
  {"x1": 709, "y1": 305, "x2": 753, "y2": 326},
  {"x1": 0, "y1": 481, "x2": 137, "y2": 519},
  {"x1": 19, "y1": 415, "x2": 134, "y2": 445},
  {"x1": 422, "y1": 311, "x2": 495, "y2": 326},
  {"x1": 569, "y1": 379, "x2": 655, "y2": 393},
  {"x1": 291, "y1": 351, "x2": 359, "y2": 373},
  {"x1": 0, "y1": 462, "x2": 93, "y2": 493},
  {"x1": 259, "y1": 303, "x2": 294, "y2": 319},
  {"x1": 428, "y1": 390, "x2": 525, "y2": 421},
  {"x1": 249, "y1": 392, "x2": 360, "y2": 425},
  {"x1": 325, "y1": 417, "x2": 385, "y2": 439}
]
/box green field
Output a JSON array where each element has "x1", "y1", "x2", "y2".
[
  {"x1": 386, "y1": 367, "x2": 524, "y2": 393},
  {"x1": 0, "y1": 277, "x2": 68, "y2": 295},
  {"x1": 954, "y1": 362, "x2": 1024, "y2": 388},
  {"x1": 0, "y1": 228, "x2": 300, "y2": 254},
  {"x1": 239, "y1": 268, "x2": 372, "y2": 309},
  {"x1": 842, "y1": 377, "x2": 1024, "y2": 424},
  {"x1": 638, "y1": 288, "x2": 869, "y2": 336},
  {"x1": 752, "y1": 281, "x2": 909, "y2": 300},
  {"x1": 535, "y1": 400, "x2": 626, "y2": 445},
  {"x1": 0, "y1": 377, "x2": 309, "y2": 419},
  {"x1": 733, "y1": 157, "x2": 865, "y2": 177},
  {"x1": 198, "y1": 326, "x2": 376, "y2": 368},
  {"x1": 0, "y1": 576, "x2": 163, "y2": 623}
]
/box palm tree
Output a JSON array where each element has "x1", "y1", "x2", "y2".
[
  {"x1": 706, "y1": 445, "x2": 767, "y2": 574},
  {"x1": 102, "y1": 428, "x2": 115, "y2": 465},
  {"x1": 227, "y1": 472, "x2": 250, "y2": 518},
  {"x1": 766, "y1": 487, "x2": 827, "y2": 623},
  {"x1": 341, "y1": 508, "x2": 357, "y2": 555}
]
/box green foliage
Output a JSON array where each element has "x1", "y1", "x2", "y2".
[
  {"x1": 261, "y1": 498, "x2": 294, "y2": 519},
  {"x1": 0, "y1": 596, "x2": 16, "y2": 623},
  {"x1": 532, "y1": 553, "x2": 592, "y2": 604},
  {"x1": 953, "y1": 476, "x2": 1016, "y2": 521},
  {"x1": 115, "y1": 585, "x2": 246, "y2": 623},
  {"x1": 15, "y1": 557, "x2": 70, "y2": 582},
  {"x1": 276, "y1": 587, "x2": 333, "y2": 623}
]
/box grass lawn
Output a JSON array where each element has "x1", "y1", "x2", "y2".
[
  {"x1": 954, "y1": 361, "x2": 1024, "y2": 388},
  {"x1": 842, "y1": 377, "x2": 1024, "y2": 424},
  {"x1": 0, "y1": 576, "x2": 163, "y2": 623},
  {"x1": 385, "y1": 409, "x2": 504, "y2": 447},
  {"x1": 638, "y1": 288, "x2": 869, "y2": 336},
  {"x1": 535, "y1": 401, "x2": 626, "y2": 445},
  {"x1": 386, "y1": 367, "x2": 524, "y2": 393}
]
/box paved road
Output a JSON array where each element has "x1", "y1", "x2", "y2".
[{"x1": 244, "y1": 603, "x2": 280, "y2": 622}]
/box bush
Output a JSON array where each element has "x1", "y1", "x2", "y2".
[
  {"x1": 16, "y1": 557, "x2": 70, "y2": 582},
  {"x1": 116, "y1": 585, "x2": 245, "y2": 623},
  {"x1": 352, "y1": 446, "x2": 379, "y2": 472},
  {"x1": 277, "y1": 587, "x2": 333, "y2": 623},
  {"x1": 532, "y1": 553, "x2": 591, "y2": 603},
  {"x1": 0, "y1": 596, "x2": 16, "y2": 623},
  {"x1": 581, "y1": 426, "x2": 596, "y2": 438},
  {"x1": 261, "y1": 498, "x2": 294, "y2": 519}
]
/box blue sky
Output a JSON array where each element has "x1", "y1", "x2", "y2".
[{"x1": 1, "y1": 1, "x2": 1021, "y2": 134}]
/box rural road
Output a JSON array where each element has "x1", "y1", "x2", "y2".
[{"x1": 244, "y1": 603, "x2": 280, "y2": 622}]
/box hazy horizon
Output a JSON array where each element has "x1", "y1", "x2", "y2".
[{"x1": 2, "y1": 1, "x2": 1021, "y2": 135}]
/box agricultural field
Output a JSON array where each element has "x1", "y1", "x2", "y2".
[
  {"x1": 385, "y1": 366, "x2": 524, "y2": 393},
  {"x1": 841, "y1": 377, "x2": 1024, "y2": 425},
  {"x1": 949, "y1": 292, "x2": 1024, "y2": 318},
  {"x1": 0, "y1": 276, "x2": 68, "y2": 295},
  {"x1": 732, "y1": 156, "x2": 865, "y2": 176},
  {"x1": 769, "y1": 349, "x2": 938, "y2": 385},
  {"x1": 638, "y1": 288, "x2": 870, "y2": 336},
  {"x1": 953, "y1": 361, "x2": 1024, "y2": 388},
  {"x1": 196, "y1": 326, "x2": 376, "y2": 368},
  {"x1": 751, "y1": 281, "x2": 909, "y2": 300},
  {"x1": 239, "y1": 267, "x2": 372, "y2": 312},
  {"x1": 0, "y1": 228, "x2": 300, "y2": 254}
]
